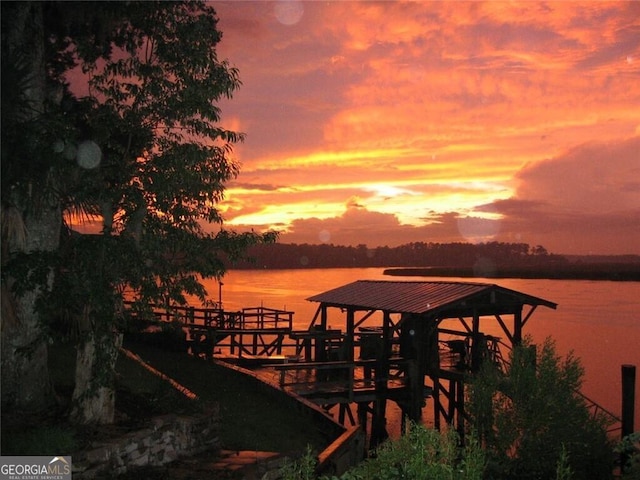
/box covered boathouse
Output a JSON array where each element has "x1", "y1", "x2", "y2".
[{"x1": 299, "y1": 279, "x2": 557, "y2": 447}]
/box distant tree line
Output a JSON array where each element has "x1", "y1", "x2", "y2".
[{"x1": 228, "y1": 241, "x2": 568, "y2": 270}]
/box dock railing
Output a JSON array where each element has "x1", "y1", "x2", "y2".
[
  {"x1": 239, "y1": 306, "x2": 293, "y2": 331},
  {"x1": 124, "y1": 302, "x2": 293, "y2": 332}
]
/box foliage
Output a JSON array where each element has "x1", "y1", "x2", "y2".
[
  {"x1": 616, "y1": 432, "x2": 640, "y2": 479},
  {"x1": 37, "y1": 0, "x2": 278, "y2": 309},
  {"x1": 331, "y1": 425, "x2": 483, "y2": 480},
  {"x1": 2, "y1": 0, "x2": 276, "y2": 423},
  {"x1": 467, "y1": 337, "x2": 614, "y2": 480},
  {"x1": 278, "y1": 424, "x2": 485, "y2": 480},
  {"x1": 555, "y1": 445, "x2": 573, "y2": 480},
  {"x1": 280, "y1": 445, "x2": 318, "y2": 480}
]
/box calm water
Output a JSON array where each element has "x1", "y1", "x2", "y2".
[{"x1": 198, "y1": 268, "x2": 640, "y2": 431}]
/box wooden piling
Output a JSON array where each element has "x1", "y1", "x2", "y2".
[
  {"x1": 622, "y1": 364, "x2": 636, "y2": 438},
  {"x1": 621, "y1": 364, "x2": 636, "y2": 474}
]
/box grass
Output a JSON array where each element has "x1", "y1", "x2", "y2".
[{"x1": 1, "y1": 337, "x2": 330, "y2": 459}]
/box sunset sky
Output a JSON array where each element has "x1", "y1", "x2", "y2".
[{"x1": 211, "y1": 1, "x2": 639, "y2": 255}]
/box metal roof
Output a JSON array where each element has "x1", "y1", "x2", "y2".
[{"x1": 306, "y1": 280, "x2": 557, "y2": 315}]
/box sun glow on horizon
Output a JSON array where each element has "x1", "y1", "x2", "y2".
[
  {"x1": 222, "y1": 201, "x2": 344, "y2": 227},
  {"x1": 246, "y1": 147, "x2": 423, "y2": 170}
]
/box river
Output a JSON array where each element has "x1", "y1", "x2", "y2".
[{"x1": 197, "y1": 267, "x2": 640, "y2": 432}]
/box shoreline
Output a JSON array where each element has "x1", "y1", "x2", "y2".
[{"x1": 383, "y1": 266, "x2": 640, "y2": 282}]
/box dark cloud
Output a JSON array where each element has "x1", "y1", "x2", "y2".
[
  {"x1": 514, "y1": 136, "x2": 640, "y2": 214},
  {"x1": 479, "y1": 136, "x2": 640, "y2": 253}
]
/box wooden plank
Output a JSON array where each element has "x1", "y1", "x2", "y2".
[
  {"x1": 268, "y1": 360, "x2": 356, "y2": 370},
  {"x1": 316, "y1": 425, "x2": 363, "y2": 472}
]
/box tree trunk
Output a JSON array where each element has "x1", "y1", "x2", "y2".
[
  {"x1": 70, "y1": 322, "x2": 122, "y2": 425},
  {"x1": 0, "y1": 2, "x2": 58, "y2": 413},
  {"x1": 1, "y1": 285, "x2": 55, "y2": 412},
  {"x1": 1, "y1": 203, "x2": 61, "y2": 411}
]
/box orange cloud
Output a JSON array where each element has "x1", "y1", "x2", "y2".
[{"x1": 212, "y1": 1, "x2": 640, "y2": 254}]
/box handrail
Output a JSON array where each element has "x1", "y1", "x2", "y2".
[
  {"x1": 575, "y1": 390, "x2": 622, "y2": 433},
  {"x1": 240, "y1": 306, "x2": 294, "y2": 330},
  {"x1": 123, "y1": 301, "x2": 294, "y2": 331}
]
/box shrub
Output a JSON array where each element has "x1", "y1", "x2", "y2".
[
  {"x1": 280, "y1": 424, "x2": 484, "y2": 480},
  {"x1": 327, "y1": 424, "x2": 483, "y2": 480},
  {"x1": 616, "y1": 432, "x2": 640, "y2": 479},
  {"x1": 467, "y1": 337, "x2": 614, "y2": 479}
]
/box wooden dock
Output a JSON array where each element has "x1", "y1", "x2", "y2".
[{"x1": 124, "y1": 280, "x2": 623, "y2": 450}]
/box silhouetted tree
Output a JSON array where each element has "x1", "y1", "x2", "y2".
[{"x1": 1, "y1": 1, "x2": 276, "y2": 424}]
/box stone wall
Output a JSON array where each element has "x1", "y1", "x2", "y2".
[{"x1": 73, "y1": 407, "x2": 219, "y2": 479}]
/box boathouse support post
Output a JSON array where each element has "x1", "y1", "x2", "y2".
[
  {"x1": 471, "y1": 310, "x2": 481, "y2": 372},
  {"x1": 370, "y1": 312, "x2": 392, "y2": 449},
  {"x1": 433, "y1": 377, "x2": 441, "y2": 430},
  {"x1": 346, "y1": 309, "x2": 355, "y2": 362},
  {"x1": 320, "y1": 305, "x2": 328, "y2": 329},
  {"x1": 370, "y1": 398, "x2": 388, "y2": 449},
  {"x1": 357, "y1": 402, "x2": 368, "y2": 435},
  {"x1": 315, "y1": 306, "x2": 329, "y2": 362},
  {"x1": 407, "y1": 316, "x2": 440, "y2": 423},
  {"x1": 381, "y1": 312, "x2": 392, "y2": 380},
  {"x1": 622, "y1": 364, "x2": 636, "y2": 437},
  {"x1": 447, "y1": 378, "x2": 456, "y2": 423},
  {"x1": 513, "y1": 307, "x2": 523, "y2": 346},
  {"x1": 455, "y1": 377, "x2": 465, "y2": 439}
]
